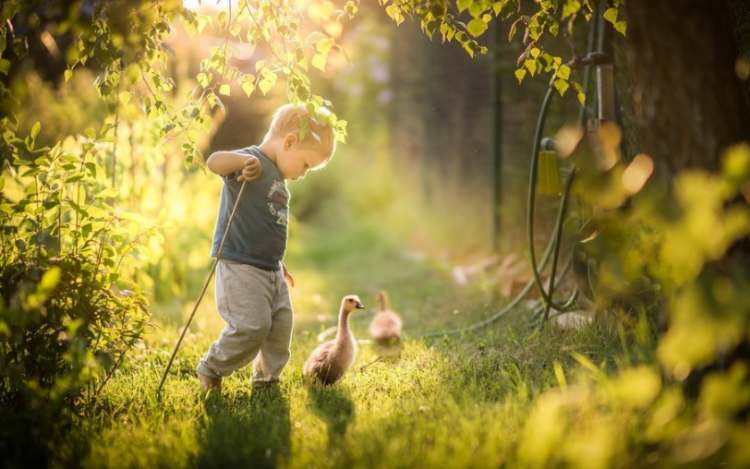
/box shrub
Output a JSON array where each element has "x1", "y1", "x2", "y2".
[{"x1": 0, "y1": 122, "x2": 162, "y2": 465}]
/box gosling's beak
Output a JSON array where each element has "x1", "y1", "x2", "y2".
[{"x1": 355, "y1": 301, "x2": 365, "y2": 309}]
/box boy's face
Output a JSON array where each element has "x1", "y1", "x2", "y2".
[{"x1": 277, "y1": 134, "x2": 329, "y2": 180}]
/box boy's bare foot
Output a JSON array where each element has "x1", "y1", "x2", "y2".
[{"x1": 197, "y1": 371, "x2": 222, "y2": 392}]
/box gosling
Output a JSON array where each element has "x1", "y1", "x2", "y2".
[
  {"x1": 369, "y1": 290, "x2": 403, "y2": 343},
  {"x1": 303, "y1": 294, "x2": 365, "y2": 385}
]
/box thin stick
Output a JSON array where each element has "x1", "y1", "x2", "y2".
[
  {"x1": 359, "y1": 356, "x2": 384, "y2": 372},
  {"x1": 157, "y1": 180, "x2": 248, "y2": 395}
]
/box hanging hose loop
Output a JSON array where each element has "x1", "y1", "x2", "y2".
[{"x1": 525, "y1": 81, "x2": 577, "y2": 314}]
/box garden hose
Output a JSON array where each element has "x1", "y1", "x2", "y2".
[
  {"x1": 157, "y1": 180, "x2": 248, "y2": 395},
  {"x1": 418, "y1": 169, "x2": 575, "y2": 339},
  {"x1": 526, "y1": 81, "x2": 578, "y2": 315}
]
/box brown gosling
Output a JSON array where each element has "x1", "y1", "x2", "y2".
[
  {"x1": 303, "y1": 294, "x2": 365, "y2": 385},
  {"x1": 369, "y1": 290, "x2": 403, "y2": 343}
]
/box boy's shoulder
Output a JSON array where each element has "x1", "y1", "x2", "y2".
[{"x1": 239, "y1": 146, "x2": 272, "y2": 164}]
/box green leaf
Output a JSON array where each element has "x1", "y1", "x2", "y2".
[
  {"x1": 259, "y1": 79, "x2": 273, "y2": 95},
  {"x1": 571, "y1": 352, "x2": 605, "y2": 378},
  {"x1": 467, "y1": 18, "x2": 488, "y2": 37},
  {"x1": 562, "y1": 0, "x2": 582, "y2": 20},
  {"x1": 86, "y1": 206, "x2": 109, "y2": 219},
  {"x1": 457, "y1": 0, "x2": 472, "y2": 13},
  {"x1": 85, "y1": 128, "x2": 96, "y2": 140},
  {"x1": 197, "y1": 72, "x2": 208, "y2": 87},
  {"x1": 119, "y1": 91, "x2": 131, "y2": 105},
  {"x1": 557, "y1": 64, "x2": 571, "y2": 80},
  {"x1": 573, "y1": 81, "x2": 586, "y2": 105},
  {"x1": 603, "y1": 7, "x2": 618, "y2": 24},
  {"x1": 30, "y1": 122, "x2": 41, "y2": 140},
  {"x1": 74, "y1": 186, "x2": 86, "y2": 206},
  {"x1": 614, "y1": 21, "x2": 627, "y2": 35},
  {"x1": 508, "y1": 20, "x2": 519, "y2": 41},
  {"x1": 554, "y1": 78, "x2": 569, "y2": 96},
  {"x1": 241, "y1": 79, "x2": 255, "y2": 97},
  {"x1": 468, "y1": 3, "x2": 483, "y2": 18},
  {"x1": 515, "y1": 69, "x2": 527, "y2": 83},
  {"x1": 95, "y1": 187, "x2": 120, "y2": 199},
  {"x1": 316, "y1": 38, "x2": 335, "y2": 55},
  {"x1": 345, "y1": 1, "x2": 358, "y2": 17},
  {"x1": 0, "y1": 59, "x2": 10, "y2": 75},
  {"x1": 39, "y1": 267, "x2": 61, "y2": 292},
  {"x1": 64, "y1": 69, "x2": 73, "y2": 82},
  {"x1": 219, "y1": 84, "x2": 231, "y2": 96},
  {"x1": 311, "y1": 53, "x2": 327, "y2": 71},
  {"x1": 524, "y1": 59, "x2": 538, "y2": 76}
]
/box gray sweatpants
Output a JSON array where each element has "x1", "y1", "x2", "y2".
[{"x1": 196, "y1": 261, "x2": 293, "y2": 383}]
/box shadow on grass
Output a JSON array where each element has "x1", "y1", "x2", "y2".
[
  {"x1": 306, "y1": 384, "x2": 355, "y2": 451},
  {"x1": 197, "y1": 385, "x2": 290, "y2": 469}
]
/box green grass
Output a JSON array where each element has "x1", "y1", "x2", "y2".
[{"x1": 69, "y1": 217, "x2": 663, "y2": 469}]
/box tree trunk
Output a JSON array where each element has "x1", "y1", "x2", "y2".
[{"x1": 624, "y1": 0, "x2": 750, "y2": 182}]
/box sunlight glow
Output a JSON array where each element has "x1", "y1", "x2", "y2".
[
  {"x1": 182, "y1": 0, "x2": 242, "y2": 11},
  {"x1": 622, "y1": 153, "x2": 654, "y2": 194},
  {"x1": 598, "y1": 121, "x2": 622, "y2": 149},
  {"x1": 554, "y1": 124, "x2": 584, "y2": 157},
  {"x1": 735, "y1": 56, "x2": 750, "y2": 81},
  {"x1": 593, "y1": 121, "x2": 622, "y2": 171}
]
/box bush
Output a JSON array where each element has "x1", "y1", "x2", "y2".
[{"x1": 0, "y1": 122, "x2": 161, "y2": 465}]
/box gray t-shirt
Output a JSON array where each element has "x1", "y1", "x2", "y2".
[{"x1": 210, "y1": 146, "x2": 289, "y2": 270}]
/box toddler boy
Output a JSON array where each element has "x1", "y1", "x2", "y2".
[{"x1": 196, "y1": 104, "x2": 336, "y2": 391}]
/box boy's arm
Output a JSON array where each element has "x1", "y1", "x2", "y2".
[{"x1": 206, "y1": 151, "x2": 261, "y2": 182}]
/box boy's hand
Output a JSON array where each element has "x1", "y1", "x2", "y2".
[
  {"x1": 282, "y1": 262, "x2": 295, "y2": 288},
  {"x1": 237, "y1": 156, "x2": 261, "y2": 182}
]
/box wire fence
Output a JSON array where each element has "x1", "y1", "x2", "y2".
[{"x1": 390, "y1": 19, "x2": 586, "y2": 254}]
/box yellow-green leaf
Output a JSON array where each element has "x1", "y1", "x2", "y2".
[
  {"x1": 467, "y1": 18, "x2": 488, "y2": 37},
  {"x1": 557, "y1": 64, "x2": 571, "y2": 80},
  {"x1": 40, "y1": 267, "x2": 61, "y2": 292},
  {"x1": 316, "y1": 38, "x2": 335, "y2": 55},
  {"x1": 119, "y1": 91, "x2": 131, "y2": 105},
  {"x1": 30, "y1": 122, "x2": 41, "y2": 140},
  {"x1": 603, "y1": 7, "x2": 618, "y2": 24},
  {"x1": 241, "y1": 81, "x2": 255, "y2": 97},
  {"x1": 554, "y1": 78, "x2": 569, "y2": 95},
  {"x1": 311, "y1": 54, "x2": 327, "y2": 71},
  {"x1": 259, "y1": 79, "x2": 272, "y2": 95},
  {"x1": 219, "y1": 84, "x2": 231, "y2": 96},
  {"x1": 524, "y1": 59, "x2": 538, "y2": 76},
  {"x1": 515, "y1": 68, "x2": 527, "y2": 83}
]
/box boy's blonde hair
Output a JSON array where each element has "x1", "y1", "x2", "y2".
[{"x1": 265, "y1": 104, "x2": 336, "y2": 160}]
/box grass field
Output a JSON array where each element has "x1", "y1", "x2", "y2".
[{"x1": 70, "y1": 217, "x2": 666, "y2": 469}]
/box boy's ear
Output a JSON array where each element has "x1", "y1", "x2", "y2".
[{"x1": 283, "y1": 133, "x2": 298, "y2": 150}]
